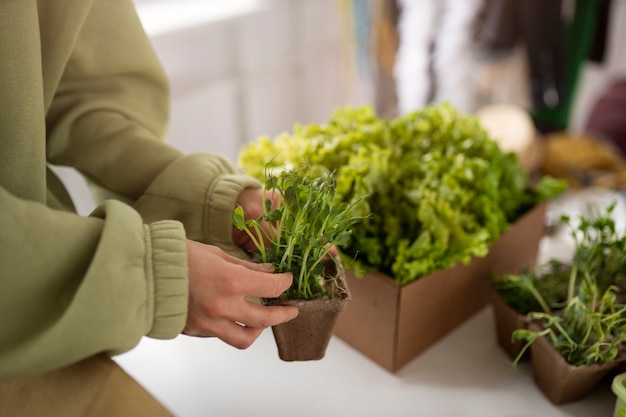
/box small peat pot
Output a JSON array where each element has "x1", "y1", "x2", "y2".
[
  {"x1": 529, "y1": 324, "x2": 618, "y2": 405},
  {"x1": 232, "y1": 169, "x2": 360, "y2": 362},
  {"x1": 266, "y1": 266, "x2": 351, "y2": 362},
  {"x1": 267, "y1": 293, "x2": 350, "y2": 361},
  {"x1": 488, "y1": 288, "x2": 531, "y2": 361}
]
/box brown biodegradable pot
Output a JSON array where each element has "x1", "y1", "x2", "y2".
[
  {"x1": 266, "y1": 267, "x2": 351, "y2": 362},
  {"x1": 528, "y1": 323, "x2": 618, "y2": 405},
  {"x1": 488, "y1": 288, "x2": 531, "y2": 361}
]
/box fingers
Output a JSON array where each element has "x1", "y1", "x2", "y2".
[
  {"x1": 184, "y1": 304, "x2": 298, "y2": 349},
  {"x1": 184, "y1": 320, "x2": 264, "y2": 350},
  {"x1": 185, "y1": 240, "x2": 299, "y2": 349},
  {"x1": 204, "y1": 250, "x2": 292, "y2": 299},
  {"x1": 232, "y1": 187, "x2": 283, "y2": 254},
  {"x1": 211, "y1": 299, "x2": 299, "y2": 329},
  {"x1": 218, "y1": 250, "x2": 275, "y2": 273},
  {"x1": 210, "y1": 247, "x2": 292, "y2": 298},
  {"x1": 226, "y1": 266, "x2": 294, "y2": 299},
  {"x1": 220, "y1": 324, "x2": 263, "y2": 350}
]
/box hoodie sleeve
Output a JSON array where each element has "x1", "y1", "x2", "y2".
[
  {"x1": 134, "y1": 153, "x2": 262, "y2": 259},
  {"x1": 44, "y1": 0, "x2": 184, "y2": 200},
  {"x1": 0, "y1": 188, "x2": 188, "y2": 381},
  {"x1": 42, "y1": 0, "x2": 259, "y2": 254},
  {"x1": 0, "y1": 0, "x2": 262, "y2": 382}
]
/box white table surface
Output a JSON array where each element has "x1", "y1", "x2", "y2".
[
  {"x1": 115, "y1": 189, "x2": 625, "y2": 417},
  {"x1": 114, "y1": 305, "x2": 616, "y2": 417}
]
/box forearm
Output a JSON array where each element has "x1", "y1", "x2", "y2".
[
  {"x1": 0, "y1": 188, "x2": 188, "y2": 380},
  {"x1": 45, "y1": 0, "x2": 182, "y2": 200},
  {"x1": 134, "y1": 153, "x2": 262, "y2": 258}
]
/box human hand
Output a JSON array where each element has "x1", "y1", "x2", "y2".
[
  {"x1": 232, "y1": 187, "x2": 278, "y2": 255},
  {"x1": 184, "y1": 239, "x2": 298, "y2": 349}
]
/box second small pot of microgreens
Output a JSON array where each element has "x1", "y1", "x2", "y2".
[
  {"x1": 503, "y1": 201, "x2": 626, "y2": 403},
  {"x1": 509, "y1": 201, "x2": 626, "y2": 367},
  {"x1": 233, "y1": 168, "x2": 365, "y2": 361},
  {"x1": 512, "y1": 279, "x2": 626, "y2": 404}
]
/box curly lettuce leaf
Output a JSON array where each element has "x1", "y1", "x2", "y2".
[{"x1": 238, "y1": 103, "x2": 562, "y2": 284}]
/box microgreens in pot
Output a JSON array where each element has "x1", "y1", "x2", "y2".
[
  {"x1": 508, "y1": 201, "x2": 626, "y2": 366},
  {"x1": 233, "y1": 169, "x2": 364, "y2": 301},
  {"x1": 512, "y1": 280, "x2": 626, "y2": 366}
]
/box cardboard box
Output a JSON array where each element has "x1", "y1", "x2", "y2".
[
  {"x1": 333, "y1": 202, "x2": 547, "y2": 373},
  {"x1": 488, "y1": 287, "x2": 531, "y2": 361},
  {"x1": 485, "y1": 202, "x2": 548, "y2": 278}
]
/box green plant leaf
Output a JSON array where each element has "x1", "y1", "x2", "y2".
[
  {"x1": 232, "y1": 168, "x2": 363, "y2": 300},
  {"x1": 232, "y1": 206, "x2": 246, "y2": 230},
  {"x1": 238, "y1": 103, "x2": 564, "y2": 284}
]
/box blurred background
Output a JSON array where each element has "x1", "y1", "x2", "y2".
[
  {"x1": 133, "y1": 0, "x2": 625, "y2": 152},
  {"x1": 61, "y1": 0, "x2": 626, "y2": 213},
  {"x1": 132, "y1": 0, "x2": 376, "y2": 163}
]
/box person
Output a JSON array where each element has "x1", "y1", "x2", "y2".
[{"x1": 0, "y1": 0, "x2": 298, "y2": 413}]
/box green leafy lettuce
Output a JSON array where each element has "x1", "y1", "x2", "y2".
[{"x1": 238, "y1": 103, "x2": 564, "y2": 285}]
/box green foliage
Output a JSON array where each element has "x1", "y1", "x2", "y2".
[
  {"x1": 232, "y1": 169, "x2": 363, "y2": 300},
  {"x1": 565, "y1": 201, "x2": 626, "y2": 296},
  {"x1": 238, "y1": 103, "x2": 565, "y2": 284},
  {"x1": 493, "y1": 261, "x2": 570, "y2": 315},
  {"x1": 505, "y1": 202, "x2": 626, "y2": 366},
  {"x1": 512, "y1": 281, "x2": 626, "y2": 366}
]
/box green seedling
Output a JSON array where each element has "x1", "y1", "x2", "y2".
[
  {"x1": 233, "y1": 169, "x2": 364, "y2": 300},
  {"x1": 508, "y1": 202, "x2": 626, "y2": 366}
]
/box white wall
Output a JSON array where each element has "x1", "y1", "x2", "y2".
[
  {"x1": 138, "y1": 0, "x2": 374, "y2": 163},
  {"x1": 56, "y1": 0, "x2": 374, "y2": 214}
]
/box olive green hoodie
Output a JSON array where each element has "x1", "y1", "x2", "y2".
[{"x1": 0, "y1": 0, "x2": 259, "y2": 380}]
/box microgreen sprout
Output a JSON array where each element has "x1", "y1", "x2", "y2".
[
  {"x1": 233, "y1": 168, "x2": 365, "y2": 300},
  {"x1": 507, "y1": 201, "x2": 626, "y2": 366}
]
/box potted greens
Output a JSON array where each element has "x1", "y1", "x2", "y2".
[
  {"x1": 490, "y1": 201, "x2": 626, "y2": 360},
  {"x1": 512, "y1": 281, "x2": 626, "y2": 404},
  {"x1": 238, "y1": 103, "x2": 563, "y2": 371},
  {"x1": 232, "y1": 169, "x2": 362, "y2": 361},
  {"x1": 499, "y1": 203, "x2": 626, "y2": 404},
  {"x1": 489, "y1": 261, "x2": 570, "y2": 360}
]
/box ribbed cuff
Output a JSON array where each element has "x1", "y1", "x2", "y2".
[
  {"x1": 144, "y1": 220, "x2": 189, "y2": 339},
  {"x1": 204, "y1": 173, "x2": 261, "y2": 257}
]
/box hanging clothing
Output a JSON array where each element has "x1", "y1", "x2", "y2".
[{"x1": 394, "y1": 0, "x2": 485, "y2": 114}]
